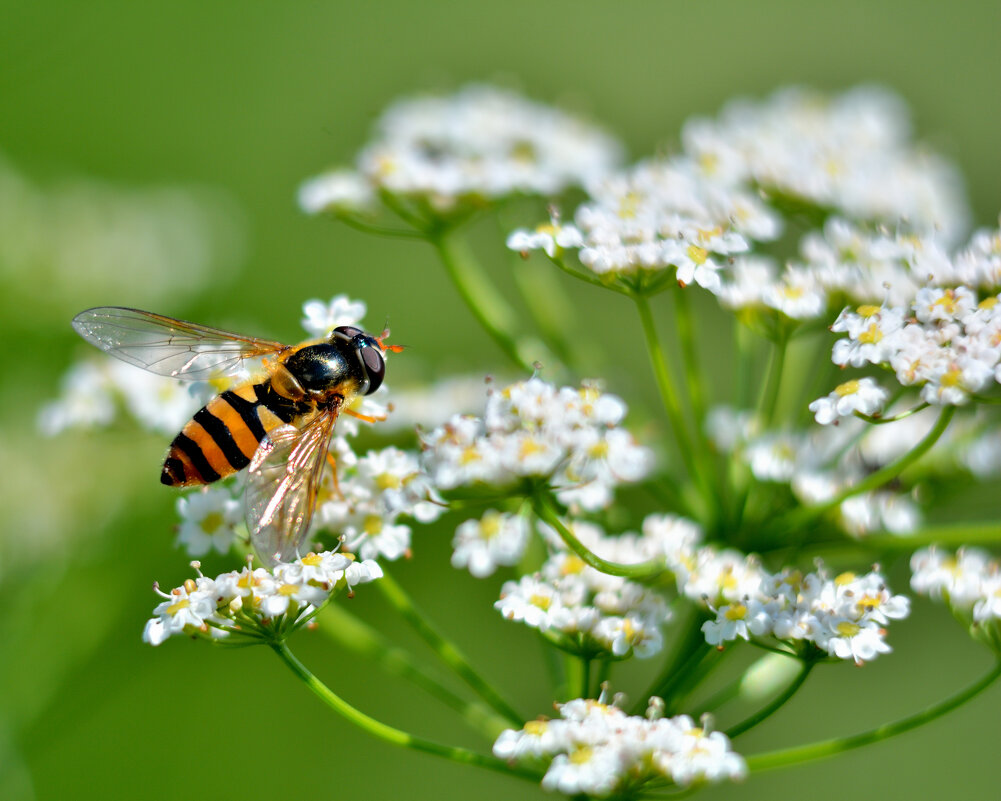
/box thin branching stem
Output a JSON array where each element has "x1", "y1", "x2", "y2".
[
  {"x1": 317, "y1": 603, "x2": 510, "y2": 740},
  {"x1": 270, "y1": 641, "x2": 538, "y2": 780},
  {"x1": 532, "y1": 493, "x2": 666, "y2": 580},
  {"x1": 725, "y1": 657, "x2": 815, "y2": 738},
  {"x1": 776, "y1": 405, "x2": 956, "y2": 533},
  {"x1": 746, "y1": 660, "x2": 1001, "y2": 772},
  {"x1": 633, "y1": 293, "x2": 714, "y2": 510},
  {"x1": 376, "y1": 570, "x2": 525, "y2": 725},
  {"x1": 430, "y1": 227, "x2": 536, "y2": 372}
]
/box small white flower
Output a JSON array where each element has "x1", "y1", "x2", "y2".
[
  {"x1": 301, "y1": 294, "x2": 368, "y2": 338},
  {"x1": 809, "y1": 377, "x2": 888, "y2": 425},
  {"x1": 297, "y1": 169, "x2": 375, "y2": 215},
  {"x1": 451, "y1": 510, "x2": 529, "y2": 578},
  {"x1": 176, "y1": 487, "x2": 243, "y2": 557}
]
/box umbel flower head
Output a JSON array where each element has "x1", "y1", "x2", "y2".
[
  {"x1": 299, "y1": 83, "x2": 624, "y2": 215},
  {"x1": 494, "y1": 697, "x2": 746, "y2": 794},
  {"x1": 421, "y1": 377, "x2": 653, "y2": 511},
  {"x1": 142, "y1": 552, "x2": 382, "y2": 646}
]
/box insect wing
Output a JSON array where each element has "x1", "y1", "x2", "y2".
[
  {"x1": 72, "y1": 306, "x2": 288, "y2": 380},
  {"x1": 246, "y1": 411, "x2": 337, "y2": 567}
]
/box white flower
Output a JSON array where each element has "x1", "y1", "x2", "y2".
[
  {"x1": 176, "y1": 487, "x2": 243, "y2": 557},
  {"x1": 496, "y1": 700, "x2": 746, "y2": 794},
  {"x1": 37, "y1": 361, "x2": 116, "y2": 436},
  {"x1": 143, "y1": 550, "x2": 382, "y2": 646},
  {"x1": 422, "y1": 378, "x2": 652, "y2": 511},
  {"x1": 809, "y1": 377, "x2": 889, "y2": 425},
  {"x1": 143, "y1": 578, "x2": 221, "y2": 646},
  {"x1": 302, "y1": 84, "x2": 623, "y2": 214},
  {"x1": 301, "y1": 294, "x2": 368, "y2": 338},
  {"x1": 297, "y1": 169, "x2": 375, "y2": 215},
  {"x1": 451, "y1": 510, "x2": 529, "y2": 578}
]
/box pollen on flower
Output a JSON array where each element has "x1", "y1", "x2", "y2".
[{"x1": 496, "y1": 698, "x2": 746, "y2": 794}]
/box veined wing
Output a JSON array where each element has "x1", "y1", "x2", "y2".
[
  {"x1": 246, "y1": 409, "x2": 338, "y2": 567},
  {"x1": 72, "y1": 306, "x2": 289, "y2": 380}
]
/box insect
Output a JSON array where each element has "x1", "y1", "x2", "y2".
[{"x1": 72, "y1": 306, "x2": 401, "y2": 566}]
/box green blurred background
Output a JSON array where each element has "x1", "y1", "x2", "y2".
[{"x1": 1, "y1": 1, "x2": 999, "y2": 799}]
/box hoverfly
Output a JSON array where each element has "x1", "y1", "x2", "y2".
[{"x1": 72, "y1": 307, "x2": 401, "y2": 566}]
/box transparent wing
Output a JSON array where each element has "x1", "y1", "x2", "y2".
[
  {"x1": 72, "y1": 306, "x2": 289, "y2": 380},
  {"x1": 245, "y1": 410, "x2": 338, "y2": 567}
]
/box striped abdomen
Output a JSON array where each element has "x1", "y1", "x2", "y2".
[{"x1": 161, "y1": 381, "x2": 313, "y2": 487}]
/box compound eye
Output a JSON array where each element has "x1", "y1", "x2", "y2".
[
  {"x1": 360, "y1": 346, "x2": 385, "y2": 394},
  {"x1": 333, "y1": 325, "x2": 364, "y2": 340}
]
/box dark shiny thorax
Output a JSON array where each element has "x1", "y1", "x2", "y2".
[{"x1": 282, "y1": 341, "x2": 363, "y2": 401}]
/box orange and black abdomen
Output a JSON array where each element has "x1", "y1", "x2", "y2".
[{"x1": 161, "y1": 381, "x2": 313, "y2": 487}]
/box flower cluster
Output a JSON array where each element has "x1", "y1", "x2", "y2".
[
  {"x1": 38, "y1": 357, "x2": 213, "y2": 437},
  {"x1": 911, "y1": 547, "x2": 1001, "y2": 640},
  {"x1": 510, "y1": 86, "x2": 969, "y2": 294},
  {"x1": 698, "y1": 562, "x2": 910, "y2": 664},
  {"x1": 0, "y1": 149, "x2": 242, "y2": 317},
  {"x1": 314, "y1": 445, "x2": 442, "y2": 562},
  {"x1": 142, "y1": 551, "x2": 382, "y2": 646},
  {"x1": 496, "y1": 521, "x2": 670, "y2": 659},
  {"x1": 299, "y1": 84, "x2": 623, "y2": 215},
  {"x1": 494, "y1": 698, "x2": 746, "y2": 794},
  {"x1": 508, "y1": 160, "x2": 767, "y2": 289},
  {"x1": 827, "y1": 287, "x2": 1001, "y2": 407},
  {"x1": 681, "y1": 86, "x2": 968, "y2": 242},
  {"x1": 422, "y1": 378, "x2": 653, "y2": 511}
]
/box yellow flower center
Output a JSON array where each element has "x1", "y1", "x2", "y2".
[
  {"x1": 940, "y1": 367, "x2": 963, "y2": 388},
  {"x1": 569, "y1": 746, "x2": 594, "y2": 765},
  {"x1": 835, "y1": 380, "x2": 860, "y2": 397},
  {"x1": 561, "y1": 555, "x2": 587, "y2": 576},
  {"x1": 724, "y1": 603, "x2": 748, "y2": 621},
  {"x1": 687, "y1": 244, "x2": 709, "y2": 265},
  {"x1": 857, "y1": 304, "x2": 881, "y2": 318},
  {"x1": 932, "y1": 290, "x2": 959, "y2": 315},
  {"x1": 479, "y1": 512, "x2": 503, "y2": 540},
  {"x1": 835, "y1": 572, "x2": 856, "y2": 586},
  {"x1": 836, "y1": 621, "x2": 861, "y2": 638},
  {"x1": 375, "y1": 473, "x2": 402, "y2": 491},
  {"x1": 858, "y1": 323, "x2": 883, "y2": 345},
  {"x1": 201, "y1": 511, "x2": 225, "y2": 534},
  {"x1": 524, "y1": 720, "x2": 549, "y2": 736},
  {"x1": 519, "y1": 437, "x2": 547, "y2": 459},
  {"x1": 166, "y1": 598, "x2": 190, "y2": 616},
  {"x1": 301, "y1": 553, "x2": 323, "y2": 567},
  {"x1": 529, "y1": 594, "x2": 552, "y2": 610},
  {"x1": 278, "y1": 583, "x2": 299, "y2": 597},
  {"x1": 364, "y1": 515, "x2": 384, "y2": 535},
  {"x1": 460, "y1": 446, "x2": 481, "y2": 465}
]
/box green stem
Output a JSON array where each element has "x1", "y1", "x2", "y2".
[
  {"x1": 734, "y1": 318, "x2": 755, "y2": 410},
  {"x1": 376, "y1": 570, "x2": 524, "y2": 725},
  {"x1": 317, "y1": 603, "x2": 509, "y2": 740},
  {"x1": 337, "y1": 214, "x2": 425, "y2": 239},
  {"x1": 725, "y1": 658, "x2": 815, "y2": 738},
  {"x1": 777, "y1": 405, "x2": 956, "y2": 533},
  {"x1": 757, "y1": 332, "x2": 788, "y2": 428},
  {"x1": 633, "y1": 293, "x2": 711, "y2": 507},
  {"x1": 548, "y1": 253, "x2": 631, "y2": 296},
  {"x1": 856, "y1": 521, "x2": 1001, "y2": 551},
  {"x1": 430, "y1": 228, "x2": 536, "y2": 372},
  {"x1": 270, "y1": 642, "x2": 537, "y2": 780},
  {"x1": 580, "y1": 657, "x2": 592, "y2": 700},
  {"x1": 532, "y1": 494, "x2": 666, "y2": 580},
  {"x1": 855, "y1": 402, "x2": 930, "y2": 425},
  {"x1": 632, "y1": 613, "x2": 709, "y2": 715},
  {"x1": 746, "y1": 660, "x2": 1001, "y2": 772},
  {"x1": 673, "y1": 289, "x2": 708, "y2": 430}
]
